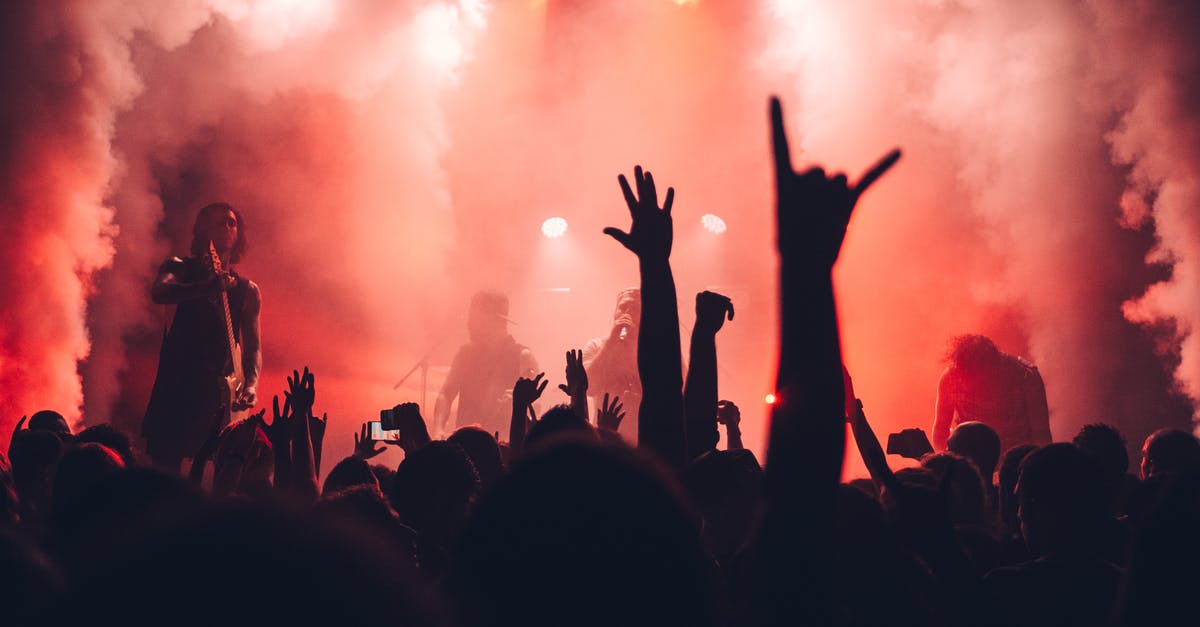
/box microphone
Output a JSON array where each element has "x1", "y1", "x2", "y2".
[{"x1": 615, "y1": 315, "x2": 635, "y2": 341}]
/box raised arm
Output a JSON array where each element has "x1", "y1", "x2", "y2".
[
  {"x1": 847, "y1": 399, "x2": 900, "y2": 493},
  {"x1": 509, "y1": 372, "x2": 547, "y2": 458},
  {"x1": 557, "y1": 350, "x2": 589, "y2": 421},
  {"x1": 759, "y1": 95, "x2": 900, "y2": 627},
  {"x1": 285, "y1": 367, "x2": 319, "y2": 503},
  {"x1": 716, "y1": 400, "x2": 743, "y2": 450},
  {"x1": 684, "y1": 291, "x2": 734, "y2": 462},
  {"x1": 604, "y1": 166, "x2": 687, "y2": 469}
]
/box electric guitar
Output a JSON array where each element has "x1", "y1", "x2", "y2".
[{"x1": 207, "y1": 241, "x2": 248, "y2": 426}]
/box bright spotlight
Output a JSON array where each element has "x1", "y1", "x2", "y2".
[
  {"x1": 541, "y1": 217, "x2": 568, "y2": 239},
  {"x1": 765, "y1": 393, "x2": 777, "y2": 405},
  {"x1": 701, "y1": 213, "x2": 727, "y2": 234}
]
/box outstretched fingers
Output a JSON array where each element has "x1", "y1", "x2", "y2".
[
  {"x1": 618, "y1": 173, "x2": 638, "y2": 213},
  {"x1": 852, "y1": 149, "x2": 902, "y2": 199},
  {"x1": 770, "y1": 96, "x2": 794, "y2": 186},
  {"x1": 603, "y1": 226, "x2": 634, "y2": 251}
]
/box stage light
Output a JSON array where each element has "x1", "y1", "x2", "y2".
[
  {"x1": 541, "y1": 217, "x2": 568, "y2": 239},
  {"x1": 765, "y1": 393, "x2": 777, "y2": 405},
  {"x1": 701, "y1": 213, "x2": 726, "y2": 234}
]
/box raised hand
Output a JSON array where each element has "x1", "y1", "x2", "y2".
[
  {"x1": 716, "y1": 400, "x2": 741, "y2": 427},
  {"x1": 513, "y1": 372, "x2": 548, "y2": 413},
  {"x1": 771, "y1": 97, "x2": 900, "y2": 270},
  {"x1": 310, "y1": 411, "x2": 328, "y2": 472},
  {"x1": 392, "y1": 402, "x2": 431, "y2": 453},
  {"x1": 557, "y1": 349, "x2": 588, "y2": 397},
  {"x1": 354, "y1": 422, "x2": 386, "y2": 460},
  {"x1": 285, "y1": 367, "x2": 315, "y2": 418},
  {"x1": 261, "y1": 395, "x2": 292, "y2": 450},
  {"x1": 604, "y1": 165, "x2": 676, "y2": 263},
  {"x1": 695, "y1": 291, "x2": 734, "y2": 335},
  {"x1": 597, "y1": 393, "x2": 626, "y2": 432}
]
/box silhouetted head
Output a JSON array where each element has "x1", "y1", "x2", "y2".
[
  {"x1": 448, "y1": 426, "x2": 504, "y2": 490},
  {"x1": 1017, "y1": 443, "x2": 1105, "y2": 555},
  {"x1": 386, "y1": 441, "x2": 479, "y2": 547},
  {"x1": 922, "y1": 451, "x2": 987, "y2": 527},
  {"x1": 525, "y1": 405, "x2": 595, "y2": 449},
  {"x1": 682, "y1": 448, "x2": 763, "y2": 560},
  {"x1": 51, "y1": 443, "x2": 124, "y2": 515},
  {"x1": 1140, "y1": 428, "x2": 1200, "y2": 480},
  {"x1": 466, "y1": 290, "x2": 510, "y2": 343},
  {"x1": 833, "y1": 484, "x2": 939, "y2": 626},
  {"x1": 189, "y1": 202, "x2": 245, "y2": 263},
  {"x1": 371, "y1": 463, "x2": 395, "y2": 487},
  {"x1": 998, "y1": 444, "x2": 1037, "y2": 535},
  {"x1": 1074, "y1": 423, "x2": 1129, "y2": 511},
  {"x1": 7, "y1": 429, "x2": 64, "y2": 493},
  {"x1": 75, "y1": 424, "x2": 135, "y2": 467},
  {"x1": 948, "y1": 421, "x2": 1001, "y2": 480},
  {"x1": 314, "y1": 485, "x2": 418, "y2": 569},
  {"x1": 945, "y1": 334, "x2": 1001, "y2": 372},
  {"x1": 1074, "y1": 423, "x2": 1129, "y2": 478},
  {"x1": 28, "y1": 410, "x2": 70, "y2": 438},
  {"x1": 322, "y1": 455, "x2": 379, "y2": 496},
  {"x1": 449, "y1": 439, "x2": 719, "y2": 627}
]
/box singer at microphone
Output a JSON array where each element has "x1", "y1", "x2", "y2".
[{"x1": 582, "y1": 288, "x2": 643, "y2": 441}]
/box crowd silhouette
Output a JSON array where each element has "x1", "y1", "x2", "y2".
[{"x1": 3, "y1": 97, "x2": 1200, "y2": 626}]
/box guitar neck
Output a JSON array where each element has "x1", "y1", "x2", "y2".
[
  {"x1": 208, "y1": 242, "x2": 241, "y2": 376},
  {"x1": 220, "y1": 284, "x2": 240, "y2": 373}
]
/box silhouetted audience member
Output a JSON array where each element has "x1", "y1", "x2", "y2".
[
  {"x1": 986, "y1": 443, "x2": 1121, "y2": 627},
  {"x1": 1139, "y1": 428, "x2": 1200, "y2": 480},
  {"x1": 449, "y1": 439, "x2": 721, "y2": 627},
  {"x1": 682, "y1": 448, "x2": 763, "y2": 565},
  {"x1": 832, "y1": 485, "x2": 946, "y2": 627},
  {"x1": 948, "y1": 420, "x2": 1001, "y2": 508},
  {"x1": 50, "y1": 502, "x2": 441, "y2": 627},
  {"x1": 524, "y1": 404, "x2": 596, "y2": 449},
  {"x1": 313, "y1": 484, "x2": 418, "y2": 570},
  {"x1": 322, "y1": 455, "x2": 379, "y2": 496},
  {"x1": 1073, "y1": 423, "x2": 1130, "y2": 509},
  {"x1": 997, "y1": 443, "x2": 1037, "y2": 558},
  {"x1": 922, "y1": 451, "x2": 1001, "y2": 576},
  {"x1": 27, "y1": 411, "x2": 71, "y2": 439},
  {"x1": 7, "y1": 429, "x2": 64, "y2": 529},
  {"x1": 74, "y1": 424, "x2": 135, "y2": 467},
  {"x1": 50, "y1": 443, "x2": 124, "y2": 515},
  {"x1": 386, "y1": 441, "x2": 479, "y2": 578},
  {"x1": 1073, "y1": 423, "x2": 1135, "y2": 565},
  {"x1": 447, "y1": 426, "x2": 505, "y2": 490},
  {"x1": 1115, "y1": 468, "x2": 1200, "y2": 627}
]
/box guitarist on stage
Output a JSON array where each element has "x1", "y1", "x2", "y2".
[{"x1": 142, "y1": 202, "x2": 262, "y2": 473}]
